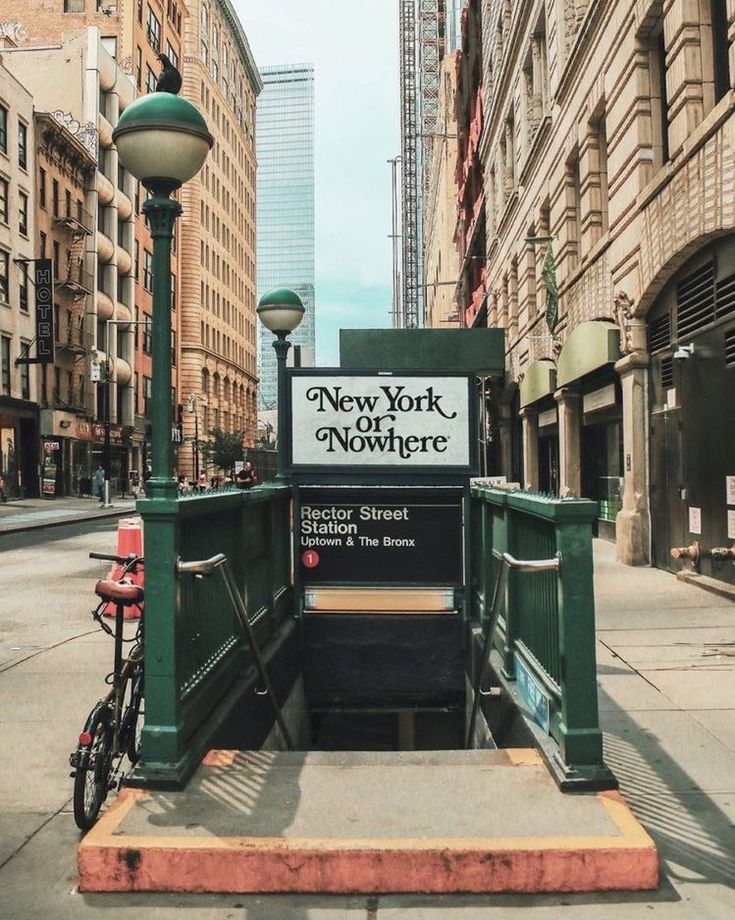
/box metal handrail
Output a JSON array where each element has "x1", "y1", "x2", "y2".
[
  {"x1": 466, "y1": 551, "x2": 561, "y2": 749},
  {"x1": 176, "y1": 552, "x2": 294, "y2": 751}
]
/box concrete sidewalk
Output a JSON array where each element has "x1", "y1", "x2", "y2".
[
  {"x1": 0, "y1": 496, "x2": 137, "y2": 534},
  {"x1": 0, "y1": 537, "x2": 733, "y2": 916}
]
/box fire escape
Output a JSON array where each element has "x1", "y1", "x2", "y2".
[{"x1": 52, "y1": 201, "x2": 95, "y2": 414}]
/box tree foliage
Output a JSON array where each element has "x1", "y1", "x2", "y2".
[{"x1": 200, "y1": 429, "x2": 245, "y2": 474}]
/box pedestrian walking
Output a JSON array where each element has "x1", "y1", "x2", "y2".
[{"x1": 93, "y1": 464, "x2": 105, "y2": 505}]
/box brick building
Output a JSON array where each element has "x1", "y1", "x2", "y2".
[
  {"x1": 472, "y1": 0, "x2": 735, "y2": 585},
  {"x1": 2, "y1": 1, "x2": 188, "y2": 484},
  {"x1": 178, "y1": 0, "x2": 261, "y2": 479},
  {"x1": 7, "y1": 29, "x2": 138, "y2": 495}
]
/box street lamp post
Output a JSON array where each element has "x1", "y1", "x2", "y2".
[
  {"x1": 256, "y1": 288, "x2": 305, "y2": 480},
  {"x1": 187, "y1": 393, "x2": 199, "y2": 482},
  {"x1": 113, "y1": 93, "x2": 212, "y2": 500}
]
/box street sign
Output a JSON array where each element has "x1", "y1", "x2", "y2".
[
  {"x1": 288, "y1": 371, "x2": 474, "y2": 473},
  {"x1": 296, "y1": 487, "x2": 463, "y2": 584}
]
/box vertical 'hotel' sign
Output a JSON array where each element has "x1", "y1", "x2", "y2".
[{"x1": 34, "y1": 259, "x2": 54, "y2": 364}]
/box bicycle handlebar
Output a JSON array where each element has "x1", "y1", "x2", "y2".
[
  {"x1": 177, "y1": 553, "x2": 227, "y2": 576},
  {"x1": 89, "y1": 552, "x2": 144, "y2": 565}
]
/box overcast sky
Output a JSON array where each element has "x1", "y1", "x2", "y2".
[{"x1": 234, "y1": 0, "x2": 399, "y2": 365}]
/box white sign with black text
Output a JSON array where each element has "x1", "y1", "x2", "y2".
[{"x1": 290, "y1": 374, "x2": 471, "y2": 468}]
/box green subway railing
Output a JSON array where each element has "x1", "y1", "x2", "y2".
[
  {"x1": 469, "y1": 485, "x2": 611, "y2": 784},
  {"x1": 135, "y1": 483, "x2": 292, "y2": 787}
]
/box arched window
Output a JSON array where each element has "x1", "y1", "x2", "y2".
[{"x1": 201, "y1": 367, "x2": 209, "y2": 395}]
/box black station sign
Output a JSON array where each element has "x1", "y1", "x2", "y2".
[
  {"x1": 289, "y1": 372, "x2": 473, "y2": 472},
  {"x1": 297, "y1": 488, "x2": 463, "y2": 584}
]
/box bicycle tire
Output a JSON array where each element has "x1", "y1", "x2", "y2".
[
  {"x1": 125, "y1": 675, "x2": 144, "y2": 765},
  {"x1": 73, "y1": 706, "x2": 113, "y2": 831}
]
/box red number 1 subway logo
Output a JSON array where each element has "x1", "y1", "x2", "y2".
[{"x1": 301, "y1": 549, "x2": 320, "y2": 568}]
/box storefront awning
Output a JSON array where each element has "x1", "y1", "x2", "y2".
[
  {"x1": 519, "y1": 359, "x2": 556, "y2": 408},
  {"x1": 556, "y1": 322, "x2": 621, "y2": 387}
]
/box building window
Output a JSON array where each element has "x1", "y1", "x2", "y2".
[
  {"x1": 143, "y1": 317, "x2": 152, "y2": 354},
  {"x1": 0, "y1": 105, "x2": 7, "y2": 153},
  {"x1": 596, "y1": 114, "x2": 609, "y2": 235},
  {"x1": 18, "y1": 121, "x2": 27, "y2": 169},
  {"x1": 52, "y1": 179, "x2": 60, "y2": 216},
  {"x1": 40, "y1": 232, "x2": 47, "y2": 258},
  {"x1": 20, "y1": 344, "x2": 30, "y2": 400},
  {"x1": 19, "y1": 262, "x2": 29, "y2": 312},
  {"x1": 146, "y1": 65, "x2": 157, "y2": 94},
  {"x1": 147, "y1": 6, "x2": 162, "y2": 53},
  {"x1": 134, "y1": 241, "x2": 139, "y2": 281},
  {"x1": 1, "y1": 336, "x2": 10, "y2": 395},
  {"x1": 19, "y1": 192, "x2": 29, "y2": 235},
  {"x1": 143, "y1": 249, "x2": 153, "y2": 290},
  {"x1": 143, "y1": 375, "x2": 152, "y2": 415},
  {"x1": 0, "y1": 249, "x2": 9, "y2": 302},
  {"x1": 170, "y1": 272, "x2": 177, "y2": 308},
  {"x1": 64, "y1": 0, "x2": 85, "y2": 11},
  {"x1": 136, "y1": 45, "x2": 143, "y2": 90},
  {"x1": 166, "y1": 42, "x2": 179, "y2": 70},
  {"x1": 39, "y1": 167, "x2": 47, "y2": 208},
  {"x1": 711, "y1": 0, "x2": 730, "y2": 103},
  {"x1": 0, "y1": 178, "x2": 8, "y2": 224},
  {"x1": 171, "y1": 329, "x2": 177, "y2": 366},
  {"x1": 649, "y1": 24, "x2": 670, "y2": 168},
  {"x1": 567, "y1": 148, "x2": 582, "y2": 262},
  {"x1": 53, "y1": 242, "x2": 60, "y2": 279}
]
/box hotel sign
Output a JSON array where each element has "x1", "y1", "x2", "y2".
[
  {"x1": 289, "y1": 372, "x2": 473, "y2": 471},
  {"x1": 34, "y1": 259, "x2": 54, "y2": 364}
]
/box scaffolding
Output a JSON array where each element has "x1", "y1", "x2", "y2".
[{"x1": 398, "y1": 1, "x2": 444, "y2": 329}]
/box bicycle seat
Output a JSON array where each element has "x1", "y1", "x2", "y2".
[{"x1": 94, "y1": 579, "x2": 144, "y2": 606}]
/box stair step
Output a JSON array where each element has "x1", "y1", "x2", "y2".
[{"x1": 78, "y1": 748, "x2": 658, "y2": 894}]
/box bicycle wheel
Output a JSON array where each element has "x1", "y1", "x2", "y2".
[
  {"x1": 73, "y1": 706, "x2": 113, "y2": 831},
  {"x1": 125, "y1": 674, "x2": 144, "y2": 765}
]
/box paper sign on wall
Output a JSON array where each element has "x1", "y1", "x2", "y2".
[
  {"x1": 728, "y1": 510, "x2": 735, "y2": 540},
  {"x1": 726, "y1": 476, "x2": 735, "y2": 505},
  {"x1": 688, "y1": 506, "x2": 702, "y2": 535}
]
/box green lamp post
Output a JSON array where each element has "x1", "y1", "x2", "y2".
[
  {"x1": 112, "y1": 93, "x2": 212, "y2": 500},
  {"x1": 256, "y1": 288, "x2": 305, "y2": 480}
]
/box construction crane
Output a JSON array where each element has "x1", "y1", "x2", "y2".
[{"x1": 398, "y1": 1, "x2": 444, "y2": 329}]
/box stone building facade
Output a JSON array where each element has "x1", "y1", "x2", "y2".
[
  {"x1": 178, "y1": 0, "x2": 261, "y2": 478},
  {"x1": 477, "y1": 0, "x2": 735, "y2": 585},
  {"x1": 0, "y1": 51, "x2": 38, "y2": 498},
  {"x1": 425, "y1": 52, "x2": 461, "y2": 329}
]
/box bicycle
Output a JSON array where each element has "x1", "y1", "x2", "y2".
[{"x1": 69, "y1": 551, "x2": 145, "y2": 831}]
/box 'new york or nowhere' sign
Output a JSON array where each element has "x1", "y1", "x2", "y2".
[{"x1": 289, "y1": 373, "x2": 472, "y2": 469}]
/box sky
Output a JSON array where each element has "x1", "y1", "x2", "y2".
[{"x1": 234, "y1": 0, "x2": 400, "y2": 366}]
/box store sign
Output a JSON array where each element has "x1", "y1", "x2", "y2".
[
  {"x1": 91, "y1": 422, "x2": 124, "y2": 444},
  {"x1": 290, "y1": 373, "x2": 472, "y2": 469},
  {"x1": 297, "y1": 488, "x2": 463, "y2": 584},
  {"x1": 41, "y1": 438, "x2": 59, "y2": 497},
  {"x1": 34, "y1": 260, "x2": 55, "y2": 365},
  {"x1": 583, "y1": 384, "x2": 616, "y2": 415},
  {"x1": 538, "y1": 408, "x2": 557, "y2": 428}
]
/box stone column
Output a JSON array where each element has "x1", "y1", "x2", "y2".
[
  {"x1": 555, "y1": 387, "x2": 582, "y2": 497},
  {"x1": 497, "y1": 392, "x2": 515, "y2": 481},
  {"x1": 615, "y1": 351, "x2": 651, "y2": 565},
  {"x1": 520, "y1": 407, "x2": 539, "y2": 491}
]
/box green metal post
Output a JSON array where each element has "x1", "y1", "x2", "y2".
[
  {"x1": 555, "y1": 517, "x2": 608, "y2": 775},
  {"x1": 138, "y1": 186, "x2": 182, "y2": 772},
  {"x1": 273, "y1": 331, "x2": 290, "y2": 481},
  {"x1": 143, "y1": 187, "x2": 181, "y2": 500}
]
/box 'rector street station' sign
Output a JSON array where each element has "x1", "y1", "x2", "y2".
[
  {"x1": 297, "y1": 487, "x2": 463, "y2": 584},
  {"x1": 288, "y1": 372, "x2": 473, "y2": 471}
]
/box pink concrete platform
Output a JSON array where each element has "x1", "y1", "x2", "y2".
[{"x1": 78, "y1": 749, "x2": 658, "y2": 894}]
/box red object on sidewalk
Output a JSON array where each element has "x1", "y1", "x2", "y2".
[{"x1": 103, "y1": 518, "x2": 144, "y2": 620}]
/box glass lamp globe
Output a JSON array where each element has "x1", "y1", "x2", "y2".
[
  {"x1": 257, "y1": 288, "x2": 305, "y2": 334},
  {"x1": 112, "y1": 93, "x2": 213, "y2": 189}
]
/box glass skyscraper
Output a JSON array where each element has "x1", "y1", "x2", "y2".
[{"x1": 256, "y1": 63, "x2": 315, "y2": 411}]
